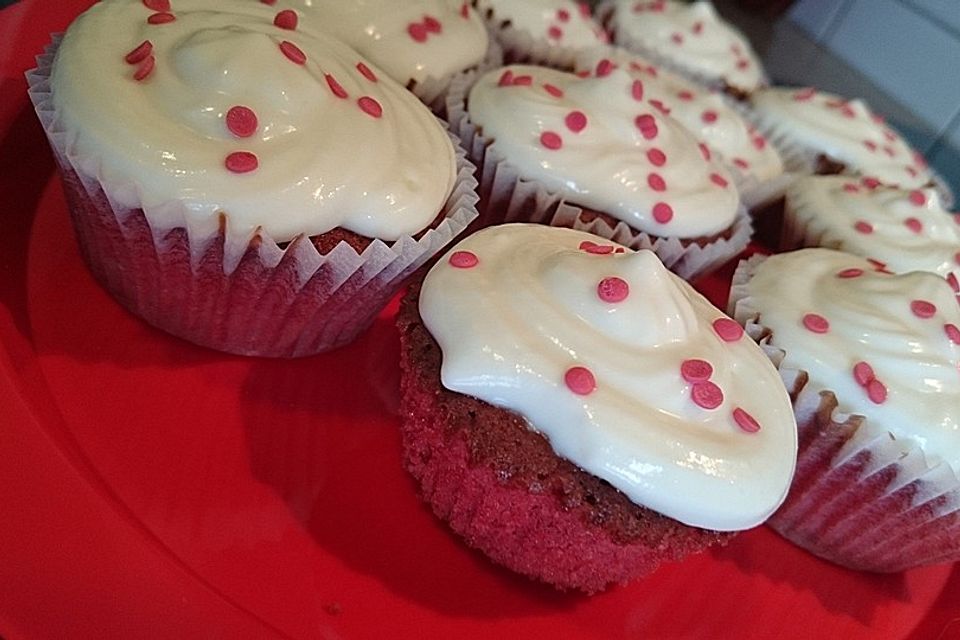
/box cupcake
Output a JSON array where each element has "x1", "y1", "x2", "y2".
[
  {"x1": 290, "y1": 0, "x2": 494, "y2": 110},
  {"x1": 473, "y1": 0, "x2": 608, "y2": 69},
  {"x1": 447, "y1": 62, "x2": 752, "y2": 280},
  {"x1": 575, "y1": 46, "x2": 787, "y2": 207},
  {"x1": 781, "y1": 176, "x2": 960, "y2": 285},
  {"x1": 399, "y1": 223, "x2": 798, "y2": 592},
  {"x1": 748, "y1": 87, "x2": 953, "y2": 206},
  {"x1": 729, "y1": 249, "x2": 960, "y2": 572},
  {"x1": 602, "y1": 0, "x2": 765, "y2": 95},
  {"x1": 29, "y1": 0, "x2": 478, "y2": 357}
]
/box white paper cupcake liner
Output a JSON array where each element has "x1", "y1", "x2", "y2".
[
  {"x1": 446, "y1": 70, "x2": 753, "y2": 281},
  {"x1": 728, "y1": 255, "x2": 960, "y2": 572},
  {"x1": 29, "y1": 37, "x2": 480, "y2": 358}
]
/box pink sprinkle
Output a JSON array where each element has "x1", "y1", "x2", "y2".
[
  {"x1": 133, "y1": 55, "x2": 155, "y2": 81},
  {"x1": 565, "y1": 366, "x2": 596, "y2": 395},
  {"x1": 677, "y1": 90, "x2": 694, "y2": 101},
  {"x1": 647, "y1": 148, "x2": 667, "y2": 166},
  {"x1": 260, "y1": 0, "x2": 276, "y2": 4},
  {"x1": 866, "y1": 379, "x2": 888, "y2": 404},
  {"x1": 548, "y1": 26, "x2": 563, "y2": 40},
  {"x1": 557, "y1": 8, "x2": 570, "y2": 21},
  {"x1": 945, "y1": 324, "x2": 960, "y2": 345},
  {"x1": 356, "y1": 61, "x2": 377, "y2": 82},
  {"x1": 544, "y1": 83, "x2": 564, "y2": 98},
  {"x1": 358, "y1": 96, "x2": 383, "y2": 118},
  {"x1": 124, "y1": 40, "x2": 153, "y2": 65},
  {"x1": 853, "y1": 361, "x2": 875, "y2": 386},
  {"x1": 274, "y1": 9, "x2": 298, "y2": 30},
  {"x1": 948, "y1": 272, "x2": 959, "y2": 292},
  {"x1": 733, "y1": 158, "x2": 750, "y2": 170},
  {"x1": 147, "y1": 12, "x2": 175, "y2": 24},
  {"x1": 862, "y1": 177, "x2": 882, "y2": 189},
  {"x1": 512, "y1": 75, "x2": 533, "y2": 86},
  {"x1": 710, "y1": 173, "x2": 728, "y2": 188},
  {"x1": 449, "y1": 250, "x2": 478, "y2": 268},
  {"x1": 793, "y1": 87, "x2": 816, "y2": 101},
  {"x1": 752, "y1": 135, "x2": 767, "y2": 150},
  {"x1": 226, "y1": 105, "x2": 258, "y2": 138},
  {"x1": 408, "y1": 22, "x2": 428, "y2": 42},
  {"x1": 837, "y1": 268, "x2": 864, "y2": 278},
  {"x1": 635, "y1": 114, "x2": 658, "y2": 140},
  {"x1": 854, "y1": 220, "x2": 874, "y2": 235},
  {"x1": 671, "y1": 32, "x2": 684, "y2": 45},
  {"x1": 540, "y1": 131, "x2": 563, "y2": 150},
  {"x1": 225, "y1": 151, "x2": 258, "y2": 174},
  {"x1": 650, "y1": 99, "x2": 670, "y2": 115},
  {"x1": 733, "y1": 408, "x2": 761, "y2": 433},
  {"x1": 909, "y1": 190, "x2": 926, "y2": 206},
  {"x1": 864, "y1": 140, "x2": 878, "y2": 152},
  {"x1": 565, "y1": 111, "x2": 588, "y2": 133},
  {"x1": 842, "y1": 183, "x2": 860, "y2": 193},
  {"x1": 701, "y1": 110, "x2": 718, "y2": 124},
  {"x1": 652, "y1": 202, "x2": 673, "y2": 223},
  {"x1": 596, "y1": 59, "x2": 615, "y2": 77},
  {"x1": 647, "y1": 173, "x2": 667, "y2": 192},
  {"x1": 279, "y1": 41, "x2": 306, "y2": 65},
  {"x1": 498, "y1": 70, "x2": 514, "y2": 87},
  {"x1": 597, "y1": 277, "x2": 630, "y2": 303},
  {"x1": 575, "y1": 70, "x2": 590, "y2": 78},
  {"x1": 904, "y1": 217, "x2": 923, "y2": 234},
  {"x1": 424, "y1": 15, "x2": 442, "y2": 33},
  {"x1": 631, "y1": 79, "x2": 644, "y2": 101},
  {"x1": 736, "y1": 59, "x2": 750, "y2": 71},
  {"x1": 691, "y1": 381, "x2": 723, "y2": 410},
  {"x1": 325, "y1": 74, "x2": 348, "y2": 99},
  {"x1": 142, "y1": 0, "x2": 169, "y2": 10},
  {"x1": 578, "y1": 1, "x2": 592, "y2": 17},
  {"x1": 910, "y1": 300, "x2": 937, "y2": 318},
  {"x1": 712, "y1": 318, "x2": 743, "y2": 342},
  {"x1": 868, "y1": 258, "x2": 892, "y2": 273},
  {"x1": 802, "y1": 313, "x2": 830, "y2": 334},
  {"x1": 579, "y1": 241, "x2": 614, "y2": 255},
  {"x1": 461, "y1": 2, "x2": 469, "y2": 18},
  {"x1": 691, "y1": 21, "x2": 704, "y2": 35},
  {"x1": 680, "y1": 358, "x2": 713, "y2": 383},
  {"x1": 699, "y1": 143, "x2": 711, "y2": 161}
]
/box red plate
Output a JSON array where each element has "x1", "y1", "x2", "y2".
[{"x1": 1, "y1": 2, "x2": 958, "y2": 638}]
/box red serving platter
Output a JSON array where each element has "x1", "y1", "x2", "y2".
[{"x1": 1, "y1": 2, "x2": 959, "y2": 638}]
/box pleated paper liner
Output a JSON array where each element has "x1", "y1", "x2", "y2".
[
  {"x1": 29, "y1": 37, "x2": 480, "y2": 358},
  {"x1": 729, "y1": 255, "x2": 960, "y2": 572}
]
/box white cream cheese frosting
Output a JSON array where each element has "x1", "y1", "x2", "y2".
[
  {"x1": 291, "y1": 0, "x2": 489, "y2": 88},
  {"x1": 476, "y1": 0, "x2": 608, "y2": 51},
  {"x1": 467, "y1": 64, "x2": 740, "y2": 238},
  {"x1": 750, "y1": 87, "x2": 934, "y2": 190},
  {"x1": 420, "y1": 224, "x2": 797, "y2": 531},
  {"x1": 611, "y1": 0, "x2": 764, "y2": 92},
  {"x1": 576, "y1": 46, "x2": 783, "y2": 183},
  {"x1": 787, "y1": 176, "x2": 960, "y2": 280},
  {"x1": 741, "y1": 249, "x2": 960, "y2": 472},
  {"x1": 51, "y1": 0, "x2": 457, "y2": 244}
]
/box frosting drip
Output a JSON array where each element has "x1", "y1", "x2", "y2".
[
  {"x1": 51, "y1": 0, "x2": 456, "y2": 243},
  {"x1": 576, "y1": 46, "x2": 783, "y2": 183},
  {"x1": 744, "y1": 249, "x2": 960, "y2": 471},
  {"x1": 788, "y1": 176, "x2": 960, "y2": 279},
  {"x1": 420, "y1": 224, "x2": 797, "y2": 531},
  {"x1": 291, "y1": 0, "x2": 489, "y2": 86},
  {"x1": 750, "y1": 87, "x2": 933, "y2": 190},
  {"x1": 612, "y1": 0, "x2": 763, "y2": 92},
  {"x1": 468, "y1": 64, "x2": 739, "y2": 238},
  {"x1": 477, "y1": 0, "x2": 607, "y2": 50}
]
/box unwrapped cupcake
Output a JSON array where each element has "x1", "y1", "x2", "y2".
[
  {"x1": 447, "y1": 62, "x2": 752, "y2": 280},
  {"x1": 29, "y1": 0, "x2": 478, "y2": 357},
  {"x1": 399, "y1": 224, "x2": 798, "y2": 592},
  {"x1": 730, "y1": 248, "x2": 960, "y2": 572}
]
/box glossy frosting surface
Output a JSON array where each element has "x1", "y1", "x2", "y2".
[
  {"x1": 612, "y1": 0, "x2": 763, "y2": 92},
  {"x1": 477, "y1": 0, "x2": 607, "y2": 50},
  {"x1": 744, "y1": 249, "x2": 960, "y2": 471},
  {"x1": 51, "y1": 0, "x2": 456, "y2": 243},
  {"x1": 420, "y1": 224, "x2": 797, "y2": 531},
  {"x1": 788, "y1": 176, "x2": 960, "y2": 279},
  {"x1": 468, "y1": 64, "x2": 739, "y2": 238},
  {"x1": 751, "y1": 87, "x2": 933, "y2": 190}
]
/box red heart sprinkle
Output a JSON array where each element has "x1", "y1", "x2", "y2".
[
  {"x1": 579, "y1": 241, "x2": 614, "y2": 255},
  {"x1": 356, "y1": 61, "x2": 377, "y2": 82},
  {"x1": 854, "y1": 220, "x2": 874, "y2": 234},
  {"x1": 133, "y1": 56, "x2": 155, "y2": 81},
  {"x1": 866, "y1": 379, "x2": 887, "y2": 404},
  {"x1": 565, "y1": 111, "x2": 588, "y2": 133},
  {"x1": 596, "y1": 59, "x2": 614, "y2": 77},
  {"x1": 274, "y1": 10, "x2": 298, "y2": 30},
  {"x1": 910, "y1": 300, "x2": 937, "y2": 318},
  {"x1": 699, "y1": 143, "x2": 711, "y2": 161},
  {"x1": 691, "y1": 381, "x2": 723, "y2": 410},
  {"x1": 733, "y1": 408, "x2": 761, "y2": 433},
  {"x1": 909, "y1": 190, "x2": 926, "y2": 206},
  {"x1": 225, "y1": 151, "x2": 258, "y2": 174},
  {"x1": 143, "y1": 0, "x2": 170, "y2": 11},
  {"x1": 652, "y1": 202, "x2": 673, "y2": 223},
  {"x1": 279, "y1": 41, "x2": 306, "y2": 65},
  {"x1": 853, "y1": 361, "x2": 875, "y2": 386},
  {"x1": 424, "y1": 15, "x2": 442, "y2": 33},
  {"x1": 631, "y1": 79, "x2": 644, "y2": 101},
  {"x1": 544, "y1": 83, "x2": 564, "y2": 98},
  {"x1": 408, "y1": 22, "x2": 428, "y2": 42},
  {"x1": 680, "y1": 359, "x2": 713, "y2": 383},
  {"x1": 635, "y1": 114, "x2": 658, "y2": 140},
  {"x1": 564, "y1": 366, "x2": 596, "y2": 395},
  {"x1": 557, "y1": 8, "x2": 570, "y2": 22},
  {"x1": 358, "y1": 96, "x2": 383, "y2": 118},
  {"x1": 540, "y1": 131, "x2": 563, "y2": 150},
  {"x1": 802, "y1": 313, "x2": 830, "y2": 334},
  {"x1": 701, "y1": 110, "x2": 718, "y2": 124},
  {"x1": 945, "y1": 323, "x2": 960, "y2": 345},
  {"x1": 548, "y1": 26, "x2": 563, "y2": 40},
  {"x1": 147, "y1": 12, "x2": 175, "y2": 24},
  {"x1": 597, "y1": 277, "x2": 630, "y2": 303},
  {"x1": 226, "y1": 105, "x2": 258, "y2": 138},
  {"x1": 512, "y1": 75, "x2": 533, "y2": 86},
  {"x1": 325, "y1": 74, "x2": 348, "y2": 99},
  {"x1": 647, "y1": 173, "x2": 666, "y2": 192},
  {"x1": 498, "y1": 70, "x2": 514, "y2": 87},
  {"x1": 124, "y1": 40, "x2": 153, "y2": 65},
  {"x1": 837, "y1": 268, "x2": 864, "y2": 278},
  {"x1": 712, "y1": 318, "x2": 743, "y2": 342},
  {"x1": 449, "y1": 251, "x2": 478, "y2": 268},
  {"x1": 710, "y1": 173, "x2": 728, "y2": 188},
  {"x1": 647, "y1": 148, "x2": 667, "y2": 166},
  {"x1": 904, "y1": 217, "x2": 923, "y2": 233}
]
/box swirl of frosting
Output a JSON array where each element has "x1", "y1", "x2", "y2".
[
  {"x1": 750, "y1": 88, "x2": 933, "y2": 190},
  {"x1": 476, "y1": 0, "x2": 608, "y2": 51},
  {"x1": 51, "y1": 0, "x2": 456, "y2": 243},
  {"x1": 468, "y1": 64, "x2": 739, "y2": 238},
  {"x1": 787, "y1": 176, "x2": 960, "y2": 280},
  {"x1": 742, "y1": 249, "x2": 960, "y2": 471},
  {"x1": 576, "y1": 47, "x2": 783, "y2": 183},
  {"x1": 420, "y1": 224, "x2": 797, "y2": 531},
  {"x1": 290, "y1": 0, "x2": 489, "y2": 87},
  {"x1": 611, "y1": 0, "x2": 763, "y2": 92}
]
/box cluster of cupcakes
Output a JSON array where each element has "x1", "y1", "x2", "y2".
[{"x1": 29, "y1": 0, "x2": 959, "y2": 593}]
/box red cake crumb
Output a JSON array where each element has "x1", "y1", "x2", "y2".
[{"x1": 396, "y1": 285, "x2": 730, "y2": 593}]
